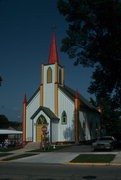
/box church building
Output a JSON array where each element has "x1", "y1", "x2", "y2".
[{"x1": 22, "y1": 33, "x2": 100, "y2": 144}]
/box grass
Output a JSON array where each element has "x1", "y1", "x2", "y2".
[
  {"x1": 71, "y1": 154, "x2": 115, "y2": 163},
  {"x1": 29, "y1": 145, "x2": 72, "y2": 152},
  {"x1": 0, "y1": 153, "x2": 12, "y2": 157},
  {"x1": 2, "y1": 153, "x2": 37, "y2": 161},
  {"x1": 0, "y1": 146, "x2": 22, "y2": 152}
]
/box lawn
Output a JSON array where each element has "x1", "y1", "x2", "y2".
[
  {"x1": 71, "y1": 154, "x2": 115, "y2": 163},
  {"x1": 2, "y1": 153, "x2": 37, "y2": 161},
  {"x1": 0, "y1": 147, "x2": 22, "y2": 152},
  {"x1": 29, "y1": 145, "x2": 72, "y2": 152},
  {"x1": 0, "y1": 153, "x2": 12, "y2": 157}
]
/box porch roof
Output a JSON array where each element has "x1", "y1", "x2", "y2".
[{"x1": 31, "y1": 106, "x2": 59, "y2": 120}]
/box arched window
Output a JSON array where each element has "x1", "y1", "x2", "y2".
[
  {"x1": 61, "y1": 111, "x2": 67, "y2": 124},
  {"x1": 47, "y1": 67, "x2": 52, "y2": 83},
  {"x1": 36, "y1": 115, "x2": 47, "y2": 125}
]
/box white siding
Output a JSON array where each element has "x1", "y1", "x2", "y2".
[
  {"x1": 58, "y1": 89, "x2": 75, "y2": 142},
  {"x1": 26, "y1": 91, "x2": 40, "y2": 141},
  {"x1": 52, "y1": 119, "x2": 58, "y2": 143},
  {"x1": 43, "y1": 65, "x2": 55, "y2": 112},
  {"x1": 79, "y1": 110, "x2": 100, "y2": 141}
]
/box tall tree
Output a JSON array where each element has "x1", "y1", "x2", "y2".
[
  {"x1": 58, "y1": 0, "x2": 121, "y2": 133},
  {"x1": 0, "y1": 115, "x2": 9, "y2": 129}
]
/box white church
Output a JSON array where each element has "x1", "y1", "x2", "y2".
[{"x1": 22, "y1": 33, "x2": 100, "y2": 144}]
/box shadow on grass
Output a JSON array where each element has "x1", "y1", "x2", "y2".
[
  {"x1": 71, "y1": 154, "x2": 115, "y2": 163},
  {"x1": 0, "y1": 146, "x2": 22, "y2": 152},
  {"x1": 2, "y1": 153, "x2": 37, "y2": 161},
  {"x1": 0, "y1": 153, "x2": 13, "y2": 157},
  {"x1": 29, "y1": 145, "x2": 72, "y2": 152}
]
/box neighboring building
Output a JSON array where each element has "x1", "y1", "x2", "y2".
[{"x1": 22, "y1": 33, "x2": 100, "y2": 144}]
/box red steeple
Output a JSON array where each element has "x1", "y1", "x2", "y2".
[{"x1": 48, "y1": 33, "x2": 59, "y2": 64}]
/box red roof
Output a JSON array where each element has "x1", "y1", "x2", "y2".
[{"x1": 48, "y1": 33, "x2": 59, "y2": 64}]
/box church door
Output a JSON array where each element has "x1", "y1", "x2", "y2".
[{"x1": 36, "y1": 115, "x2": 47, "y2": 142}]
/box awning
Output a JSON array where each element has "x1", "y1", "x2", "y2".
[{"x1": 0, "y1": 129, "x2": 23, "y2": 135}]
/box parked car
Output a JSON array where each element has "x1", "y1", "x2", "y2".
[{"x1": 92, "y1": 136, "x2": 116, "y2": 151}]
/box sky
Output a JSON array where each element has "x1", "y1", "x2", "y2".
[{"x1": 0, "y1": 0, "x2": 94, "y2": 122}]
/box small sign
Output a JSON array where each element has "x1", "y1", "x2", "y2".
[{"x1": 42, "y1": 125, "x2": 47, "y2": 133}]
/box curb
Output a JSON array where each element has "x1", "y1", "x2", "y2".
[{"x1": 64, "y1": 162, "x2": 121, "y2": 166}]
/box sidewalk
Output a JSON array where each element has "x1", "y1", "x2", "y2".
[{"x1": 0, "y1": 145, "x2": 121, "y2": 165}]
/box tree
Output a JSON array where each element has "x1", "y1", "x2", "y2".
[
  {"x1": 0, "y1": 115, "x2": 9, "y2": 129},
  {"x1": 90, "y1": 98, "x2": 121, "y2": 134},
  {"x1": 58, "y1": 0, "x2": 121, "y2": 106},
  {"x1": 0, "y1": 114, "x2": 22, "y2": 130},
  {"x1": 58, "y1": 0, "x2": 121, "y2": 133}
]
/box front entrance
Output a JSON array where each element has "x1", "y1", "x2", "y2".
[{"x1": 36, "y1": 115, "x2": 48, "y2": 142}]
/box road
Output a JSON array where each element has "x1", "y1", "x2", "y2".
[{"x1": 0, "y1": 162, "x2": 121, "y2": 180}]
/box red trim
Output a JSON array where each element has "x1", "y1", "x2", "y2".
[
  {"x1": 54, "y1": 82, "x2": 58, "y2": 84},
  {"x1": 23, "y1": 141, "x2": 33, "y2": 143}
]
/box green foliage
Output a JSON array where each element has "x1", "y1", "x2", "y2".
[
  {"x1": 0, "y1": 114, "x2": 21, "y2": 129},
  {"x1": 89, "y1": 97, "x2": 121, "y2": 134},
  {"x1": 58, "y1": 0, "x2": 121, "y2": 132},
  {"x1": 0, "y1": 114, "x2": 9, "y2": 129},
  {"x1": 100, "y1": 99, "x2": 121, "y2": 134}
]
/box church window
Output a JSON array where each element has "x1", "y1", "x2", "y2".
[
  {"x1": 61, "y1": 111, "x2": 67, "y2": 124},
  {"x1": 36, "y1": 115, "x2": 47, "y2": 125},
  {"x1": 47, "y1": 67, "x2": 52, "y2": 83}
]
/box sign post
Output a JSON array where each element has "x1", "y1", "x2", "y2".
[
  {"x1": 42, "y1": 125, "x2": 47, "y2": 133},
  {"x1": 41, "y1": 125, "x2": 47, "y2": 151}
]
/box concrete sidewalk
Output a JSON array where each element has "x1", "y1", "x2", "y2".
[
  {"x1": 0, "y1": 145, "x2": 121, "y2": 164},
  {"x1": 12, "y1": 152, "x2": 80, "y2": 163}
]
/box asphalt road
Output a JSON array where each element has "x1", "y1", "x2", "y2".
[{"x1": 0, "y1": 162, "x2": 121, "y2": 180}]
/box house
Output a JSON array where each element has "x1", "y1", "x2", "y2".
[{"x1": 22, "y1": 33, "x2": 100, "y2": 144}]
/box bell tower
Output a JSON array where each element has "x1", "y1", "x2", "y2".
[{"x1": 40, "y1": 33, "x2": 64, "y2": 116}]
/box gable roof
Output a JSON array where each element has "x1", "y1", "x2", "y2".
[
  {"x1": 59, "y1": 85, "x2": 98, "y2": 112},
  {"x1": 26, "y1": 87, "x2": 40, "y2": 106},
  {"x1": 31, "y1": 106, "x2": 59, "y2": 120},
  {"x1": 26, "y1": 84, "x2": 98, "y2": 113}
]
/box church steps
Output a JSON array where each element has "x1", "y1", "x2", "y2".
[{"x1": 24, "y1": 142, "x2": 40, "y2": 150}]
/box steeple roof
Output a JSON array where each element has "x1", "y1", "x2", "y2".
[{"x1": 48, "y1": 33, "x2": 59, "y2": 64}]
